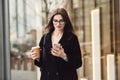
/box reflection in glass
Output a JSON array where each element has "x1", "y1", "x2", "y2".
[{"x1": 9, "y1": 0, "x2": 41, "y2": 80}]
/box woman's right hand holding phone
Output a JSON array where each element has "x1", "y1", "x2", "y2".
[{"x1": 51, "y1": 44, "x2": 68, "y2": 61}]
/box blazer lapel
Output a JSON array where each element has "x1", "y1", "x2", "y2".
[{"x1": 45, "y1": 33, "x2": 52, "y2": 49}]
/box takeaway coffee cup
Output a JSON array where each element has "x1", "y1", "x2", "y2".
[{"x1": 31, "y1": 46, "x2": 40, "y2": 60}]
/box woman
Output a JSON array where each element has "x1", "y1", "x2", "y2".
[{"x1": 31, "y1": 8, "x2": 82, "y2": 80}]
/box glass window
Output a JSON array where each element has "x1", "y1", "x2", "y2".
[{"x1": 9, "y1": 0, "x2": 42, "y2": 80}]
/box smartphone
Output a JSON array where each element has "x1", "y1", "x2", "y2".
[{"x1": 53, "y1": 43, "x2": 61, "y2": 49}]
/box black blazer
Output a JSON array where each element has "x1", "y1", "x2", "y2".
[{"x1": 34, "y1": 32, "x2": 82, "y2": 80}]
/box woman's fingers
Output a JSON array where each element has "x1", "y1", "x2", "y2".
[
  {"x1": 32, "y1": 55, "x2": 38, "y2": 59},
  {"x1": 30, "y1": 46, "x2": 40, "y2": 60},
  {"x1": 51, "y1": 48, "x2": 59, "y2": 56},
  {"x1": 51, "y1": 45, "x2": 66, "y2": 60},
  {"x1": 51, "y1": 47, "x2": 63, "y2": 57}
]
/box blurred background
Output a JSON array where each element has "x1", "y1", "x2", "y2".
[{"x1": 0, "y1": 0, "x2": 120, "y2": 80}]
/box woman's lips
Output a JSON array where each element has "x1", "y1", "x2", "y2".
[{"x1": 57, "y1": 26, "x2": 61, "y2": 28}]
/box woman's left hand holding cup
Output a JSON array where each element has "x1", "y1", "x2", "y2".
[{"x1": 31, "y1": 46, "x2": 41, "y2": 61}]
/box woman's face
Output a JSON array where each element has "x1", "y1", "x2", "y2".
[{"x1": 52, "y1": 14, "x2": 65, "y2": 32}]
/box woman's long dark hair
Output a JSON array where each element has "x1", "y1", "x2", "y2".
[{"x1": 45, "y1": 8, "x2": 74, "y2": 34}]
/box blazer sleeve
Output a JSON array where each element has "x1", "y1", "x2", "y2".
[
  {"x1": 34, "y1": 35, "x2": 44, "y2": 67},
  {"x1": 65, "y1": 35, "x2": 82, "y2": 69}
]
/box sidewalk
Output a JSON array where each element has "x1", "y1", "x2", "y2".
[{"x1": 11, "y1": 70, "x2": 37, "y2": 80}]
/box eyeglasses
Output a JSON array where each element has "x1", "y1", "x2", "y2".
[{"x1": 53, "y1": 19, "x2": 65, "y2": 24}]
